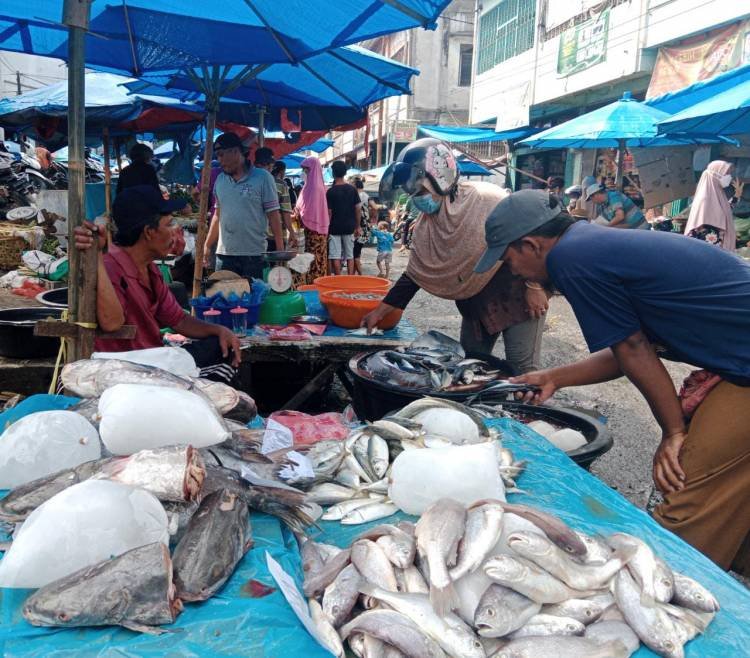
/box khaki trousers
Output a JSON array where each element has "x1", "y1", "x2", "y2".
[{"x1": 654, "y1": 381, "x2": 750, "y2": 572}]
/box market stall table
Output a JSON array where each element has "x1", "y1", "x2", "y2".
[
  {"x1": 237, "y1": 320, "x2": 418, "y2": 410},
  {"x1": 1, "y1": 406, "x2": 748, "y2": 656}
]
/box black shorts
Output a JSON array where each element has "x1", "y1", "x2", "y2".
[{"x1": 353, "y1": 241, "x2": 364, "y2": 259}]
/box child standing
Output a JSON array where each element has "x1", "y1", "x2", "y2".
[{"x1": 371, "y1": 220, "x2": 394, "y2": 279}]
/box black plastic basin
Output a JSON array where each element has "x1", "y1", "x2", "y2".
[{"x1": 0, "y1": 307, "x2": 64, "y2": 358}]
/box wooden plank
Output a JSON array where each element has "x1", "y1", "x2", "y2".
[
  {"x1": 34, "y1": 321, "x2": 136, "y2": 340},
  {"x1": 280, "y1": 363, "x2": 336, "y2": 410}
]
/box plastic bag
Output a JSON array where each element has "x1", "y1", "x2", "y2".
[
  {"x1": 268, "y1": 411, "x2": 349, "y2": 446},
  {"x1": 92, "y1": 346, "x2": 199, "y2": 378},
  {"x1": 0, "y1": 410, "x2": 100, "y2": 488},
  {"x1": 0, "y1": 480, "x2": 168, "y2": 588},
  {"x1": 389, "y1": 442, "x2": 505, "y2": 515},
  {"x1": 98, "y1": 384, "x2": 229, "y2": 455}
]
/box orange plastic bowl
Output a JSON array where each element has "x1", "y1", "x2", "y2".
[
  {"x1": 313, "y1": 275, "x2": 390, "y2": 294},
  {"x1": 319, "y1": 289, "x2": 402, "y2": 330}
]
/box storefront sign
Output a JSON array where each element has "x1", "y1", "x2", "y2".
[
  {"x1": 392, "y1": 119, "x2": 418, "y2": 142},
  {"x1": 495, "y1": 81, "x2": 530, "y2": 132},
  {"x1": 557, "y1": 8, "x2": 610, "y2": 77},
  {"x1": 646, "y1": 19, "x2": 750, "y2": 98}
]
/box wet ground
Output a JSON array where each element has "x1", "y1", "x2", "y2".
[{"x1": 358, "y1": 243, "x2": 692, "y2": 509}]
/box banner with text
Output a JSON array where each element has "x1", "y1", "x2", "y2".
[{"x1": 557, "y1": 8, "x2": 610, "y2": 77}]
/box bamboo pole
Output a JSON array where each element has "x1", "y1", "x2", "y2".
[{"x1": 192, "y1": 108, "x2": 217, "y2": 299}]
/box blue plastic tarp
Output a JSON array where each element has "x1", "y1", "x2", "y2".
[
  {"x1": 303, "y1": 138, "x2": 335, "y2": 153},
  {"x1": 1, "y1": 402, "x2": 749, "y2": 656},
  {"x1": 0, "y1": 1, "x2": 449, "y2": 72},
  {"x1": 519, "y1": 93, "x2": 734, "y2": 149},
  {"x1": 418, "y1": 124, "x2": 540, "y2": 143},
  {"x1": 125, "y1": 46, "x2": 418, "y2": 112}
]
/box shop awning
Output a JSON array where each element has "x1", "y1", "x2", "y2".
[{"x1": 417, "y1": 124, "x2": 539, "y2": 143}]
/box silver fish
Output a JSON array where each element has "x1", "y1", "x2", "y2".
[
  {"x1": 367, "y1": 433, "x2": 390, "y2": 479},
  {"x1": 322, "y1": 563, "x2": 361, "y2": 628},
  {"x1": 415, "y1": 498, "x2": 467, "y2": 617},
  {"x1": 370, "y1": 419, "x2": 423, "y2": 442},
  {"x1": 308, "y1": 598, "x2": 345, "y2": 657},
  {"x1": 492, "y1": 636, "x2": 629, "y2": 658},
  {"x1": 608, "y1": 533, "x2": 662, "y2": 602},
  {"x1": 303, "y1": 547, "x2": 352, "y2": 599},
  {"x1": 395, "y1": 397, "x2": 489, "y2": 437},
  {"x1": 92, "y1": 446, "x2": 205, "y2": 502},
  {"x1": 409, "y1": 331, "x2": 465, "y2": 358},
  {"x1": 613, "y1": 568, "x2": 684, "y2": 658},
  {"x1": 474, "y1": 583, "x2": 541, "y2": 637},
  {"x1": 401, "y1": 564, "x2": 430, "y2": 594},
  {"x1": 453, "y1": 567, "x2": 493, "y2": 625},
  {"x1": 358, "y1": 583, "x2": 485, "y2": 658},
  {"x1": 585, "y1": 620, "x2": 641, "y2": 655},
  {"x1": 172, "y1": 489, "x2": 252, "y2": 602},
  {"x1": 353, "y1": 433, "x2": 379, "y2": 482},
  {"x1": 306, "y1": 482, "x2": 359, "y2": 505},
  {"x1": 542, "y1": 598, "x2": 606, "y2": 625},
  {"x1": 575, "y1": 532, "x2": 613, "y2": 565},
  {"x1": 334, "y1": 468, "x2": 362, "y2": 489},
  {"x1": 509, "y1": 613, "x2": 585, "y2": 638},
  {"x1": 507, "y1": 531, "x2": 633, "y2": 591},
  {"x1": 654, "y1": 557, "x2": 675, "y2": 604},
  {"x1": 322, "y1": 496, "x2": 385, "y2": 521},
  {"x1": 341, "y1": 501, "x2": 398, "y2": 525},
  {"x1": 671, "y1": 572, "x2": 719, "y2": 613},
  {"x1": 351, "y1": 540, "x2": 399, "y2": 592},
  {"x1": 23, "y1": 542, "x2": 181, "y2": 634},
  {"x1": 340, "y1": 609, "x2": 448, "y2": 658},
  {"x1": 484, "y1": 554, "x2": 596, "y2": 604},
  {"x1": 357, "y1": 524, "x2": 416, "y2": 569},
  {"x1": 449, "y1": 502, "x2": 504, "y2": 581}
]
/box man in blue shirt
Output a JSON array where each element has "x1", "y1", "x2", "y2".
[
  {"x1": 475, "y1": 190, "x2": 750, "y2": 573},
  {"x1": 585, "y1": 182, "x2": 646, "y2": 229}
]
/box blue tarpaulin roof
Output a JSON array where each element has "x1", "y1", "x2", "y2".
[
  {"x1": 519, "y1": 92, "x2": 734, "y2": 149},
  {"x1": 0, "y1": 1, "x2": 450, "y2": 73},
  {"x1": 418, "y1": 124, "x2": 540, "y2": 143},
  {"x1": 304, "y1": 138, "x2": 334, "y2": 153},
  {"x1": 125, "y1": 46, "x2": 418, "y2": 112},
  {"x1": 655, "y1": 67, "x2": 750, "y2": 136}
]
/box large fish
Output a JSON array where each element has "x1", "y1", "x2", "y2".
[
  {"x1": 92, "y1": 446, "x2": 205, "y2": 502},
  {"x1": 172, "y1": 489, "x2": 252, "y2": 601},
  {"x1": 491, "y1": 635, "x2": 629, "y2": 658},
  {"x1": 449, "y1": 502, "x2": 504, "y2": 580},
  {"x1": 0, "y1": 458, "x2": 109, "y2": 523},
  {"x1": 23, "y1": 542, "x2": 182, "y2": 634},
  {"x1": 415, "y1": 498, "x2": 467, "y2": 617},
  {"x1": 322, "y1": 563, "x2": 361, "y2": 627},
  {"x1": 473, "y1": 583, "x2": 540, "y2": 637}
]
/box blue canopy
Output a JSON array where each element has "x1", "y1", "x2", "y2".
[
  {"x1": 0, "y1": 1, "x2": 449, "y2": 72},
  {"x1": 519, "y1": 92, "x2": 732, "y2": 149},
  {"x1": 655, "y1": 70, "x2": 750, "y2": 136},
  {"x1": 418, "y1": 124, "x2": 540, "y2": 143},
  {"x1": 125, "y1": 46, "x2": 418, "y2": 112},
  {"x1": 304, "y1": 138, "x2": 334, "y2": 153},
  {"x1": 457, "y1": 156, "x2": 492, "y2": 176}
]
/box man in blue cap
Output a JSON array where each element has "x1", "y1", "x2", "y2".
[
  {"x1": 474, "y1": 189, "x2": 750, "y2": 574},
  {"x1": 74, "y1": 185, "x2": 241, "y2": 380}
]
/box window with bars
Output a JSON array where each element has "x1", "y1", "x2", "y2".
[
  {"x1": 458, "y1": 45, "x2": 473, "y2": 87},
  {"x1": 477, "y1": 0, "x2": 536, "y2": 75}
]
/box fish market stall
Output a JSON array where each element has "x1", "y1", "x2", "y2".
[{"x1": 0, "y1": 377, "x2": 749, "y2": 656}]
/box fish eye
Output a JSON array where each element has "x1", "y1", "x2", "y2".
[
  {"x1": 486, "y1": 608, "x2": 495, "y2": 616},
  {"x1": 696, "y1": 594, "x2": 704, "y2": 600},
  {"x1": 58, "y1": 612, "x2": 69, "y2": 621},
  {"x1": 664, "y1": 642, "x2": 674, "y2": 650}
]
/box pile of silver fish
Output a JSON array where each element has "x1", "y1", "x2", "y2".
[
  {"x1": 358, "y1": 330, "x2": 509, "y2": 392},
  {"x1": 295, "y1": 397, "x2": 524, "y2": 525},
  {"x1": 301, "y1": 497, "x2": 719, "y2": 658}
]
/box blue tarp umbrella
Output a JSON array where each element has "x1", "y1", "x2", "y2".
[
  {"x1": 655, "y1": 70, "x2": 750, "y2": 136},
  {"x1": 418, "y1": 124, "x2": 541, "y2": 143}
]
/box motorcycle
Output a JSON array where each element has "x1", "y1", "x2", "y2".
[{"x1": 0, "y1": 149, "x2": 55, "y2": 211}]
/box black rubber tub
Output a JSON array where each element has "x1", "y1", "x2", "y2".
[
  {"x1": 344, "y1": 352, "x2": 612, "y2": 469},
  {"x1": 36, "y1": 287, "x2": 68, "y2": 309},
  {"x1": 0, "y1": 308, "x2": 65, "y2": 358}
]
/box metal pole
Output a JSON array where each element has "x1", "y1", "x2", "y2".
[
  {"x1": 102, "y1": 127, "x2": 112, "y2": 217},
  {"x1": 617, "y1": 139, "x2": 625, "y2": 192},
  {"x1": 258, "y1": 107, "x2": 265, "y2": 147},
  {"x1": 63, "y1": 0, "x2": 96, "y2": 361}
]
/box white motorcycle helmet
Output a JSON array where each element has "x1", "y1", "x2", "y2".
[{"x1": 379, "y1": 138, "x2": 459, "y2": 201}]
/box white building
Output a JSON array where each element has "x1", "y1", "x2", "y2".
[
  {"x1": 324, "y1": 0, "x2": 475, "y2": 169},
  {"x1": 469, "y1": 0, "x2": 750, "y2": 189},
  {"x1": 0, "y1": 52, "x2": 66, "y2": 98}
]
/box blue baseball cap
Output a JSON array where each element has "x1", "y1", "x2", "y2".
[
  {"x1": 112, "y1": 185, "x2": 186, "y2": 233},
  {"x1": 474, "y1": 190, "x2": 562, "y2": 273}
]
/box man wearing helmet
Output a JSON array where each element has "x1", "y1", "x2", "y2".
[{"x1": 362, "y1": 139, "x2": 548, "y2": 373}]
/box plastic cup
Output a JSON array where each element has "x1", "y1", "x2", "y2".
[
  {"x1": 230, "y1": 307, "x2": 248, "y2": 336},
  {"x1": 202, "y1": 309, "x2": 221, "y2": 324}
]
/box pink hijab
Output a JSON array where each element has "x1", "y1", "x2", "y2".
[
  {"x1": 296, "y1": 157, "x2": 329, "y2": 234},
  {"x1": 685, "y1": 160, "x2": 736, "y2": 251}
]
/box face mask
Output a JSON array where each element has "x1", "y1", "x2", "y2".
[
  {"x1": 719, "y1": 173, "x2": 733, "y2": 188},
  {"x1": 411, "y1": 193, "x2": 442, "y2": 215}
]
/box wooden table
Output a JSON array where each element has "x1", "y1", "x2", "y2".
[{"x1": 238, "y1": 332, "x2": 411, "y2": 411}]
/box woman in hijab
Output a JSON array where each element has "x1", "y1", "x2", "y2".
[
  {"x1": 684, "y1": 160, "x2": 737, "y2": 251},
  {"x1": 361, "y1": 139, "x2": 548, "y2": 373},
  {"x1": 294, "y1": 157, "x2": 329, "y2": 283}
]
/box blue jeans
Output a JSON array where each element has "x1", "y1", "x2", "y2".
[{"x1": 216, "y1": 254, "x2": 264, "y2": 282}]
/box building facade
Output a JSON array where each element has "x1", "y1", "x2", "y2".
[{"x1": 324, "y1": 0, "x2": 475, "y2": 169}]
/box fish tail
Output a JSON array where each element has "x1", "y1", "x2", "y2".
[{"x1": 430, "y1": 581, "x2": 459, "y2": 618}]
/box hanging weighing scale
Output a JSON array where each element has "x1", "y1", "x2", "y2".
[{"x1": 258, "y1": 251, "x2": 307, "y2": 325}]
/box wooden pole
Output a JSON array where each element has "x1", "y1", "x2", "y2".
[
  {"x1": 376, "y1": 101, "x2": 384, "y2": 167},
  {"x1": 258, "y1": 107, "x2": 265, "y2": 147},
  {"x1": 192, "y1": 107, "x2": 217, "y2": 299},
  {"x1": 617, "y1": 139, "x2": 626, "y2": 192},
  {"x1": 63, "y1": 0, "x2": 97, "y2": 361}
]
